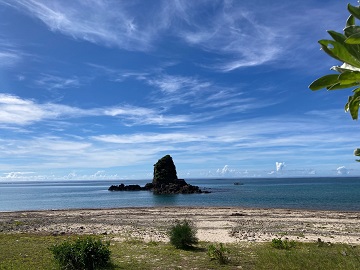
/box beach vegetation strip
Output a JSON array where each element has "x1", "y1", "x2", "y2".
[{"x1": 0, "y1": 234, "x2": 359, "y2": 269}]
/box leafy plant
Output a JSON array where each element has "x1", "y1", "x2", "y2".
[
  {"x1": 168, "y1": 219, "x2": 198, "y2": 249},
  {"x1": 309, "y1": 3, "x2": 360, "y2": 159},
  {"x1": 207, "y1": 243, "x2": 230, "y2": 264},
  {"x1": 271, "y1": 238, "x2": 296, "y2": 250},
  {"x1": 49, "y1": 236, "x2": 111, "y2": 270}
]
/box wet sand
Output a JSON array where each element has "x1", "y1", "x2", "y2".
[{"x1": 1, "y1": 207, "x2": 360, "y2": 244}]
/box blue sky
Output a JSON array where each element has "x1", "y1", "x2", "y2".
[{"x1": 0, "y1": 0, "x2": 359, "y2": 181}]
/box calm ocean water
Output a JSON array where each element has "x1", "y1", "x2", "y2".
[{"x1": 1, "y1": 177, "x2": 360, "y2": 211}]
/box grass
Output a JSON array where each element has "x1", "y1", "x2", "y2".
[{"x1": 0, "y1": 233, "x2": 359, "y2": 270}]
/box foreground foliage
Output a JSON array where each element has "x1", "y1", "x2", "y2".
[
  {"x1": 168, "y1": 219, "x2": 198, "y2": 249},
  {"x1": 49, "y1": 236, "x2": 111, "y2": 270},
  {"x1": 309, "y1": 3, "x2": 360, "y2": 159},
  {"x1": 271, "y1": 238, "x2": 296, "y2": 250},
  {"x1": 0, "y1": 233, "x2": 360, "y2": 269},
  {"x1": 207, "y1": 243, "x2": 230, "y2": 264},
  {"x1": 309, "y1": 4, "x2": 360, "y2": 120}
]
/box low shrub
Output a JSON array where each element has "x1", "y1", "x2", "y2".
[
  {"x1": 49, "y1": 236, "x2": 111, "y2": 270},
  {"x1": 207, "y1": 243, "x2": 229, "y2": 264},
  {"x1": 271, "y1": 238, "x2": 296, "y2": 250},
  {"x1": 168, "y1": 219, "x2": 198, "y2": 249}
]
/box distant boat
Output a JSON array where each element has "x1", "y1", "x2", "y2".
[{"x1": 234, "y1": 182, "x2": 244, "y2": 185}]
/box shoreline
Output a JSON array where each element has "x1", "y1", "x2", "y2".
[
  {"x1": 1, "y1": 207, "x2": 360, "y2": 244},
  {"x1": 3, "y1": 204, "x2": 360, "y2": 213}
]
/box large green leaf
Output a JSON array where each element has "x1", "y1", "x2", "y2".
[
  {"x1": 338, "y1": 71, "x2": 360, "y2": 84},
  {"x1": 348, "y1": 4, "x2": 360, "y2": 20},
  {"x1": 327, "y1": 82, "x2": 358, "y2": 90},
  {"x1": 345, "y1": 32, "x2": 360, "y2": 44},
  {"x1": 345, "y1": 88, "x2": 360, "y2": 119},
  {"x1": 344, "y1": 26, "x2": 360, "y2": 38},
  {"x1": 348, "y1": 97, "x2": 360, "y2": 119},
  {"x1": 328, "y1": 30, "x2": 360, "y2": 59},
  {"x1": 309, "y1": 74, "x2": 339, "y2": 90},
  {"x1": 327, "y1": 31, "x2": 347, "y2": 43},
  {"x1": 319, "y1": 40, "x2": 360, "y2": 68},
  {"x1": 346, "y1": 14, "x2": 356, "y2": 27}
]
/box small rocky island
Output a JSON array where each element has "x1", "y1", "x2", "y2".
[{"x1": 109, "y1": 155, "x2": 208, "y2": 194}]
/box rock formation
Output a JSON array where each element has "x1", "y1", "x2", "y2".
[
  {"x1": 153, "y1": 155, "x2": 178, "y2": 186},
  {"x1": 108, "y1": 155, "x2": 208, "y2": 194},
  {"x1": 151, "y1": 155, "x2": 204, "y2": 194}
]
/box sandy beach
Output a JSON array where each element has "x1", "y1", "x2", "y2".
[{"x1": 1, "y1": 207, "x2": 360, "y2": 244}]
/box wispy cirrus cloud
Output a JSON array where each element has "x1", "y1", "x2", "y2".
[
  {"x1": 92, "y1": 114, "x2": 358, "y2": 149},
  {"x1": 0, "y1": 0, "x2": 164, "y2": 51},
  {"x1": 178, "y1": 5, "x2": 281, "y2": 71},
  {"x1": 34, "y1": 74, "x2": 82, "y2": 90},
  {"x1": 0, "y1": 51, "x2": 22, "y2": 68},
  {"x1": 86, "y1": 63, "x2": 149, "y2": 82},
  {"x1": 0, "y1": 112, "x2": 358, "y2": 175},
  {"x1": 0, "y1": 0, "x2": 329, "y2": 72},
  {"x1": 148, "y1": 75, "x2": 210, "y2": 94},
  {"x1": 86, "y1": 65, "x2": 267, "y2": 122},
  {"x1": 0, "y1": 135, "x2": 162, "y2": 171},
  {"x1": 0, "y1": 94, "x2": 190, "y2": 127},
  {"x1": 0, "y1": 38, "x2": 23, "y2": 68},
  {"x1": 0, "y1": 94, "x2": 47, "y2": 125},
  {"x1": 103, "y1": 105, "x2": 190, "y2": 126},
  {"x1": 93, "y1": 133, "x2": 207, "y2": 144},
  {"x1": 145, "y1": 74, "x2": 275, "y2": 119}
]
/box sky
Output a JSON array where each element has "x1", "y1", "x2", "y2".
[{"x1": 1, "y1": 0, "x2": 360, "y2": 181}]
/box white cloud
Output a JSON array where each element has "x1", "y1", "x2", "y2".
[
  {"x1": 216, "y1": 165, "x2": 233, "y2": 175},
  {"x1": 0, "y1": 94, "x2": 190, "y2": 127},
  {"x1": 1, "y1": 0, "x2": 163, "y2": 51},
  {"x1": 0, "y1": 38, "x2": 23, "y2": 68},
  {"x1": 0, "y1": 51, "x2": 22, "y2": 68},
  {"x1": 104, "y1": 105, "x2": 190, "y2": 126},
  {"x1": 35, "y1": 74, "x2": 81, "y2": 90},
  {"x1": 93, "y1": 133, "x2": 206, "y2": 144},
  {"x1": 337, "y1": 166, "x2": 349, "y2": 175},
  {"x1": 0, "y1": 94, "x2": 104, "y2": 125},
  {"x1": 276, "y1": 162, "x2": 285, "y2": 172},
  {"x1": 2, "y1": 171, "x2": 34, "y2": 179},
  {"x1": 148, "y1": 75, "x2": 211, "y2": 94},
  {"x1": 0, "y1": 114, "x2": 358, "y2": 177},
  {"x1": 0, "y1": 94, "x2": 46, "y2": 125},
  {"x1": 0, "y1": 0, "x2": 326, "y2": 72},
  {"x1": 177, "y1": 2, "x2": 282, "y2": 71},
  {"x1": 146, "y1": 74, "x2": 269, "y2": 117}
]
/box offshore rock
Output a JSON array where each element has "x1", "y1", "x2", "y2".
[
  {"x1": 152, "y1": 179, "x2": 204, "y2": 195},
  {"x1": 152, "y1": 154, "x2": 178, "y2": 186},
  {"x1": 151, "y1": 155, "x2": 205, "y2": 194},
  {"x1": 109, "y1": 155, "x2": 209, "y2": 194},
  {"x1": 108, "y1": 184, "x2": 149, "y2": 191}
]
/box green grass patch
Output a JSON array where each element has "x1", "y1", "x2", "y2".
[
  {"x1": 254, "y1": 242, "x2": 360, "y2": 270},
  {"x1": 0, "y1": 234, "x2": 359, "y2": 269},
  {"x1": 50, "y1": 236, "x2": 111, "y2": 269}
]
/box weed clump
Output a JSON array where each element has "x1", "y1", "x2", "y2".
[
  {"x1": 168, "y1": 219, "x2": 198, "y2": 249},
  {"x1": 50, "y1": 236, "x2": 111, "y2": 270},
  {"x1": 207, "y1": 243, "x2": 229, "y2": 264},
  {"x1": 271, "y1": 238, "x2": 296, "y2": 250}
]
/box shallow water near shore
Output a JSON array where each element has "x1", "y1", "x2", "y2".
[{"x1": 1, "y1": 177, "x2": 360, "y2": 211}]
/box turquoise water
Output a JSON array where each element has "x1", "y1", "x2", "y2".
[{"x1": 0, "y1": 177, "x2": 360, "y2": 211}]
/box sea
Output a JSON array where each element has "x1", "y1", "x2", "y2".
[{"x1": 1, "y1": 177, "x2": 360, "y2": 212}]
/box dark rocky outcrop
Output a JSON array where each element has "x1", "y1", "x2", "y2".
[
  {"x1": 151, "y1": 155, "x2": 207, "y2": 194},
  {"x1": 108, "y1": 184, "x2": 152, "y2": 191},
  {"x1": 108, "y1": 155, "x2": 209, "y2": 194},
  {"x1": 152, "y1": 155, "x2": 178, "y2": 186}
]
